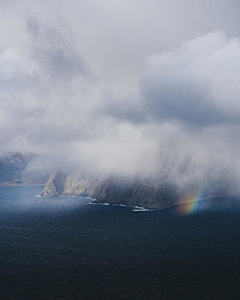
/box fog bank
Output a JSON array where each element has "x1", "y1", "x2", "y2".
[{"x1": 1, "y1": 1, "x2": 240, "y2": 191}]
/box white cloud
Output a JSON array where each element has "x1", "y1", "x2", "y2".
[
  {"x1": 141, "y1": 31, "x2": 240, "y2": 126},
  {"x1": 1, "y1": 2, "x2": 240, "y2": 191}
]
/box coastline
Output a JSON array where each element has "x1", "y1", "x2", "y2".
[
  {"x1": 7, "y1": 182, "x2": 239, "y2": 211},
  {"x1": 93, "y1": 199, "x2": 172, "y2": 210},
  {"x1": 94, "y1": 190, "x2": 240, "y2": 210}
]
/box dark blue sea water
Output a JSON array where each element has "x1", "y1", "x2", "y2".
[{"x1": 1, "y1": 186, "x2": 240, "y2": 300}]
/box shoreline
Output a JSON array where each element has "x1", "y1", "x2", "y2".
[
  {"x1": 5, "y1": 184, "x2": 239, "y2": 210},
  {"x1": 94, "y1": 190, "x2": 240, "y2": 210}
]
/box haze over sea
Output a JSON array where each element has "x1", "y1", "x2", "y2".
[{"x1": 1, "y1": 186, "x2": 240, "y2": 300}]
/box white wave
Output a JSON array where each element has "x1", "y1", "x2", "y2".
[
  {"x1": 132, "y1": 207, "x2": 156, "y2": 212},
  {"x1": 90, "y1": 202, "x2": 110, "y2": 205}
]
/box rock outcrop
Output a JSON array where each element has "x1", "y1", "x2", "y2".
[
  {"x1": 41, "y1": 172, "x2": 181, "y2": 208},
  {"x1": 41, "y1": 171, "x2": 68, "y2": 196},
  {"x1": 41, "y1": 170, "x2": 236, "y2": 209},
  {"x1": 94, "y1": 178, "x2": 180, "y2": 208}
]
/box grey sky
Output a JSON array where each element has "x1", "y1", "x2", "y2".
[{"x1": 1, "y1": 0, "x2": 240, "y2": 188}]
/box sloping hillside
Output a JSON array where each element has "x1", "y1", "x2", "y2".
[{"x1": 0, "y1": 152, "x2": 34, "y2": 184}]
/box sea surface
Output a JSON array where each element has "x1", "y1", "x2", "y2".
[{"x1": 1, "y1": 186, "x2": 240, "y2": 300}]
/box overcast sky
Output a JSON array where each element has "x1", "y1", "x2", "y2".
[{"x1": 1, "y1": 0, "x2": 240, "y2": 187}]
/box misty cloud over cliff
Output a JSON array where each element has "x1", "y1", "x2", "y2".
[{"x1": 1, "y1": 0, "x2": 240, "y2": 189}]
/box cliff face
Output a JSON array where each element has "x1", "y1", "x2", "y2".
[
  {"x1": 94, "y1": 178, "x2": 180, "y2": 208},
  {"x1": 0, "y1": 152, "x2": 34, "y2": 184},
  {"x1": 62, "y1": 175, "x2": 101, "y2": 198},
  {"x1": 41, "y1": 172, "x2": 181, "y2": 208},
  {"x1": 41, "y1": 171, "x2": 68, "y2": 196}
]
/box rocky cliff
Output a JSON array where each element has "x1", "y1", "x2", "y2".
[
  {"x1": 41, "y1": 171, "x2": 68, "y2": 196},
  {"x1": 94, "y1": 178, "x2": 180, "y2": 208},
  {"x1": 41, "y1": 172, "x2": 181, "y2": 208}
]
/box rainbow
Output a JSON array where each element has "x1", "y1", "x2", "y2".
[{"x1": 177, "y1": 190, "x2": 210, "y2": 215}]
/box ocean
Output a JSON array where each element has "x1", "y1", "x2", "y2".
[{"x1": 1, "y1": 185, "x2": 240, "y2": 299}]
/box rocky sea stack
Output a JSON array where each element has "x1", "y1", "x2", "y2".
[{"x1": 41, "y1": 171, "x2": 68, "y2": 196}]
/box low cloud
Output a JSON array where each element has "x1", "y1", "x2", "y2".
[
  {"x1": 1, "y1": 14, "x2": 240, "y2": 193},
  {"x1": 26, "y1": 17, "x2": 92, "y2": 81},
  {"x1": 141, "y1": 31, "x2": 240, "y2": 127}
]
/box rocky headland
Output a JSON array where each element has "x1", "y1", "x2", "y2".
[
  {"x1": 40, "y1": 169, "x2": 237, "y2": 208},
  {"x1": 0, "y1": 152, "x2": 54, "y2": 186},
  {"x1": 41, "y1": 171, "x2": 68, "y2": 196},
  {"x1": 0, "y1": 152, "x2": 235, "y2": 209},
  {"x1": 0, "y1": 152, "x2": 34, "y2": 185},
  {"x1": 40, "y1": 171, "x2": 182, "y2": 208}
]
